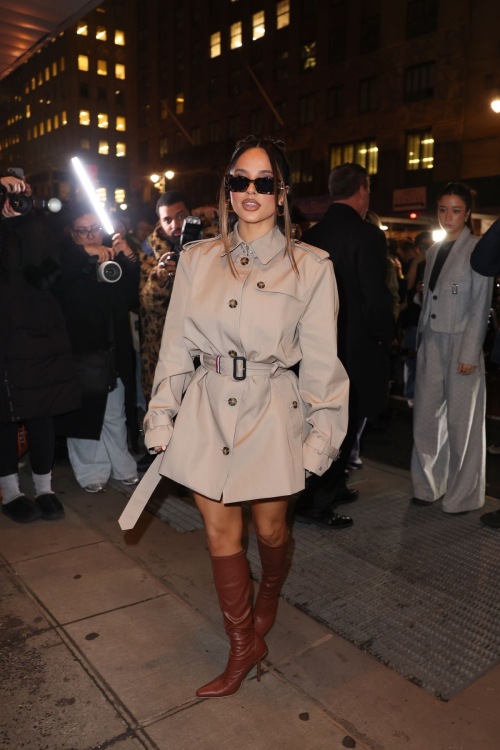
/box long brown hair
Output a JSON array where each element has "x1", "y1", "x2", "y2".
[{"x1": 219, "y1": 135, "x2": 297, "y2": 277}]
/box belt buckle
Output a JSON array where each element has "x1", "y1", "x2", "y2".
[{"x1": 233, "y1": 356, "x2": 246, "y2": 381}]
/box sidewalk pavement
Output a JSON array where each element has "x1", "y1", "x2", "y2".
[{"x1": 1, "y1": 460, "x2": 499, "y2": 750}]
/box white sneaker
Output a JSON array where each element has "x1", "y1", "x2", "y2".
[
  {"x1": 121, "y1": 477, "x2": 139, "y2": 486},
  {"x1": 84, "y1": 483, "x2": 107, "y2": 493},
  {"x1": 487, "y1": 444, "x2": 500, "y2": 455}
]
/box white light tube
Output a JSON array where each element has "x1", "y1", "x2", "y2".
[{"x1": 71, "y1": 156, "x2": 114, "y2": 234}]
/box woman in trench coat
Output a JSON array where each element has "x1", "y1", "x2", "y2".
[
  {"x1": 144, "y1": 136, "x2": 349, "y2": 697},
  {"x1": 411, "y1": 182, "x2": 493, "y2": 513}
]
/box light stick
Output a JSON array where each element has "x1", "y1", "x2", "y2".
[{"x1": 71, "y1": 157, "x2": 114, "y2": 235}]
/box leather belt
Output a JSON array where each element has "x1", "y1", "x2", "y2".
[{"x1": 200, "y1": 354, "x2": 287, "y2": 380}]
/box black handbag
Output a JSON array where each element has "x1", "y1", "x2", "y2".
[{"x1": 73, "y1": 319, "x2": 117, "y2": 397}]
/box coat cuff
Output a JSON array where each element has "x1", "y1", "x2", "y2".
[
  {"x1": 143, "y1": 411, "x2": 174, "y2": 452},
  {"x1": 303, "y1": 434, "x2": 340, "y2": 476}
]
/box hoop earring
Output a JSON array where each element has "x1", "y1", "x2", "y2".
[
  {"x1": 277, "y1": 203, "x2": 285, "y2": 217},
  {"x1": 226, "y1": 198, "x2": 235, "y2": 213}
]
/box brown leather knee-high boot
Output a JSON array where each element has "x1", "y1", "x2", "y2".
[
  {"x1": 253, "y1": 536, "x2": 289, "y2": 638},
  {"x1": 196, "y1": 550, "x2": 268, "y2": 698}
]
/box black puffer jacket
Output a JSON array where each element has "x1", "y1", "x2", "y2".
[{"x1": 0, "y1": 213, "x2": 81, "y2": 424}]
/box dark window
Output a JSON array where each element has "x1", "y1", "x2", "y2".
[
  {"x1": 115, "y1": 90, "x2": 125, "y2": 106},
  {"x1": 209, "y1": 76, "x2": 220, "y2": 102},
  {"x1": 228, "y1": 115, "x2": 239, "y2": 140},
  {"x1": 360, "y1": 14, "x2": 380, "y2": 53},
  {"x1": 301, "y1": 0, "x2": 317, "y2": 17},
  {"x1": 298, "y1": 94, "x2": 315, "y2": 125},
  {"x1": 229, "y1": 69, "x2": 242, "y2": 96},
  {"x1": 138, "y1": 26, "x2": 148, "y2": 53},
  {"x1": 174, "y1": 46, "x2": 184, "y2": 76},
  {"x1": 275, "y1": 50, "x2": 289, "y2": 81},
  {"x1": 330, "y1": 139, "x2": 378, "y2": 174},
  {"x1": 159, "y1": 136, "x2": 169, "y2": 158},
  {"x1": 404, "y1": 61, "x2": 435, "y2": 102},
  {"x1": 138, "y1": 141, "x2": 148, "y2": 164},
  {"x1": 249, "y1": 61, "x2": 264, "y2": 89},
  {"x1": 138, "y1": 67, "x2": 149, "y2": 104},
  {"x1": 138, "y1": 104, "x2": 149, "y2": 127},
  {"x1": 359, "y1": 76, "x2": 377, "y2": 112},
  {"x1": 174, "y1": 5, "x2": 184, "y2": 32},
  {"x1": 192, "y1": 127, "x2": 201, "y2": 145},
  {"x1": 328, "y1": 86, "x2": 343, "y2": 118},
  {"x1": 175, "y1": 132, "x2": 183, "y2": 150},
  {"x1": 159, "y1": 57, "x2": 169, "y2": 81},
  {"x1": 290, "y1": 149, "x2": 313, "y2": 197},
  {"x1": 406, "y1": 0, "x2": 439, "y2": 39},
  {"x1": 192, "y1": 0, "x2": 203, "y2": 23},
  {"x1": 301, "y1": 41, "x2": 317, "y2": 72},
  {"x1": 208, "y1": 121, "x2": 220, "y2": 142},
  {"x1": 249, "y1": 108, "x2": 263, "y2": 135},
  {"x1": 274, "y1": 102, "x2": 286, "y2": 131},
  {"x1": 191, "y1": 84, "x2": 201, "y2": 110},
  {"x1": 79, "y1": 82, "x2": 89, "y2": 97},
  {"x1": 329, "y1": 29, "x2": 346, "y2": 64},
  {"x1": 191, "y1": 41, "x2": 201, "y2": 68}
]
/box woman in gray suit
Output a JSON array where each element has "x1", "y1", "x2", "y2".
[{"x1": 411, "y1": 183, "x2": 493, "y2": 514}]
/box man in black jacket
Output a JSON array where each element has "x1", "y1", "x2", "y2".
[
  {"x1": 470, "y1": 218, "x2": 500, "y2": 528},
  {"x1": 296, "y1": 163, "x2": 394, "y2": 528}
]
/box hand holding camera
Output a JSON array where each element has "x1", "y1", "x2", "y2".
[
  {"x1": 111, "y1": 232, "x2": 135, "y2": 260},
  {"x1": 84, "y1": 244, "x2": 115, "y2": 263},
  {"x1": 156, "y1": 252, "x2": 177, "y2": 286}
]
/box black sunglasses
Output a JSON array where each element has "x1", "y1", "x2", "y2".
[{"x1": 225, "y1": 174, "x2": 283, "y2": 195}]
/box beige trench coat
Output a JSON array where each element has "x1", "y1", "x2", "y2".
[{"x1": 143, "y1": 224, "x2": 349, "y2": 504}]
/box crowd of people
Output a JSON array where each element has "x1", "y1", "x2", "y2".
[{"x1": 2, "y1": 135, "x2": 500, "y2": 698}]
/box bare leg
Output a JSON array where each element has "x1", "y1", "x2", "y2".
[
  {"x1": 251, "y1": 496, "x2": 289, "y2": 546},
  {"x1": 193, "y1": 492, "x2": 244, "y2": 556}
]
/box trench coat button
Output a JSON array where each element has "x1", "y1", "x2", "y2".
[
  {"x1": 257, "y1": 281, "x2": 265, "y2": 289},
  {"x1": 240, "y1": 257, "x2": 249, "y2": 265},
  {"x1": 433, "y1": 295, "x2": 438, "y2": 300},
  {"x1": 222, "y1": 447, "x2": 230, "y2": 455},
  {"x1": 292, "y1": 401, "x2": 298, "y2": 408},
  {"x1": 228, "y1": 350, "x2": 237, "y2": 358},
  {"x1": 431, "y1": 314, "x2": 436, "y2": 319},
  {"x1": 228, "y1": 398, "x2": 237, "y2": 406},
  {"x1": 229, "y1": 299, "x2": 238, "y2": 308}
]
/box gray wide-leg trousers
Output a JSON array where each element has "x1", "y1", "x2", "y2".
[{"x1": 411, "y1": 324, "x2": 486, "y2": 513}]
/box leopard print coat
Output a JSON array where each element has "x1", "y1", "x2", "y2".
[{"x1": 139, "y1": 224, "x2": 174, "y2": 405}]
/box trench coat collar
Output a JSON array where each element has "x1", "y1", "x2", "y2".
[{"x1": 224, "y1": 223, "x2": 286, "y2": 265}]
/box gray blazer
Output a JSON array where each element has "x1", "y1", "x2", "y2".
[{"x1": 418, "y1": 227, "x2": 493, "y2": 365}]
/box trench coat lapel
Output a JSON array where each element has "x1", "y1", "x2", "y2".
[
  {"x1": 435, "y1": 227, "x2": 473, "y2": 287},
  {"x1": 224, "y1": 223, "x2": 286, "y2": 265}
]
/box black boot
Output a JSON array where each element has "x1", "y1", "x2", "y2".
[
  {"x1": 35, "y1": 493, "x2": 65, "y2": 520},
  {"x1": 2, "y1": 496, "x2": 42, "y2": 523}
]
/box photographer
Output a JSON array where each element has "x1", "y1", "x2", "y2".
[
  {"x1": 54, "y1": 205, "x2": 140, "y2": 493},
  {"x1": 0, "y1": 176, "x2": 80, "y2": 523}
]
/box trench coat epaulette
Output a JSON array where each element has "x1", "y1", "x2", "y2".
[
  {"x1": 293, "y1": 239, "x2": 330, "y2": 263},
  {"x1": 182, "y1": 235, "x2": 222, "y2": 252}
]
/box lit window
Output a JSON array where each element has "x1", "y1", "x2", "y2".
[
  {"x1": 52, "y1": 61, "x2": 57, "y2": 76},
  {"x1": 78, "y1": 55, "x2": 89, "y2": 71},
  {"x1": 98, "y1": 140, "x2": 109, "y2": 154},
  {"x1": 77, "y1": 23, "x2": 88, "y2": 36},
  {"x1": 96, "y1": 25, "x2": 107, "y2": 40},
  {"x1": 97, "y1": 113, "x2": 108, "y2": 128},
  {"x1": 62, "y1": 111, "x2": 67, "y2": 125},
  {"x1": 45, "y1": 66, "x2": 50, "y2": 81},
  {"x1": 253, "y1": 11, "x2": 265, "y2": 40},
  {"x1": 116, "y1": 142, "x2": 126, "y2": 157},
  {"x1": 301, "y1": 42, "x2": 316, "y2": 71},
  {"x1": 115, "y1": 64, "x2": 125, "y2": 79},
  {"x1": 96, "y1": 187, "x2": 107, "y2": 203},
  {"x1": 39, "y1": 121, "x2": 45, "y2": 135},
  {"x1": 407, "y1": 131, "x2": 434, "y2": 170},
  {"x1": 33, "y1": 125, "x2": 38, "y2": 138},
  {"x1": 60, "y1": 56, "x2": 65, "y2": 71},
  {"x1": 26, "y1": 104, "x2": 31, "y2": 118},
  {"x1": 31, "y1": 77, "x2": 36, "y2": 90},
  {"x1": 27, "y1": 128, "x2": 31, "y2": 141},
  {"x1": 175, "y1": 92, "x2": 184, "y2": 114},
  {"x1": 25, "y1": 82, "x2": 29, "y2": 93},
  {"x1": 160, "y1": 98, "x2": 168, "y2": 119},
  {"x1": 38, "y1": 71, "x2": 43, "y2": 86},
  {"x1": 210, "y1": 32, "x2": 221, "y2": 58},
  {"x1": 230, "y1": 22, "x2": 242, "y2": 49},
  {"x1": 115, "y1": 30, "x2": 125, "y2": 45},
  {"x1": 54, "y1": 114, "x2": 59, "y2": 129},
  {"x1": 276, "y1": 0, "x2": 290, "y2": 29},
  {"x1": 97, "y1": 59, "x2": 107, "y2": 76},
  {"x1": 330, "y1": 140, "x2": 379, "y2": 175},
  {"x1": 81, "y1": 138, "x2": 90, "y2": 150},
  {"x1": 115, "y1": 188, "x2": 125, "y2": 203},
  {"x1": 47, "y1": 118, "x2": 52, "y2": 132},
  {"x1": 79, "y1": 110, "x2": 90, "y2": 126},
  {"x1": 116, "y1": 115, "x2": 126, "y2": 131}
]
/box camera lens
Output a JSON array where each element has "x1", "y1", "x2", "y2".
[{"x1": 97, "y1": 260, "x2": 123, "y2": 283}]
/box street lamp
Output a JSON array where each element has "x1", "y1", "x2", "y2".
[
  {"x1": 491, "y1": 97, "x2": 500, "y2": 114},
  {"x1": 165, "y1": 170, "x2": 175, "y2": 180},
  {"x1": 150, "y1": 173, "x2": 160, "y2": 183}
]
